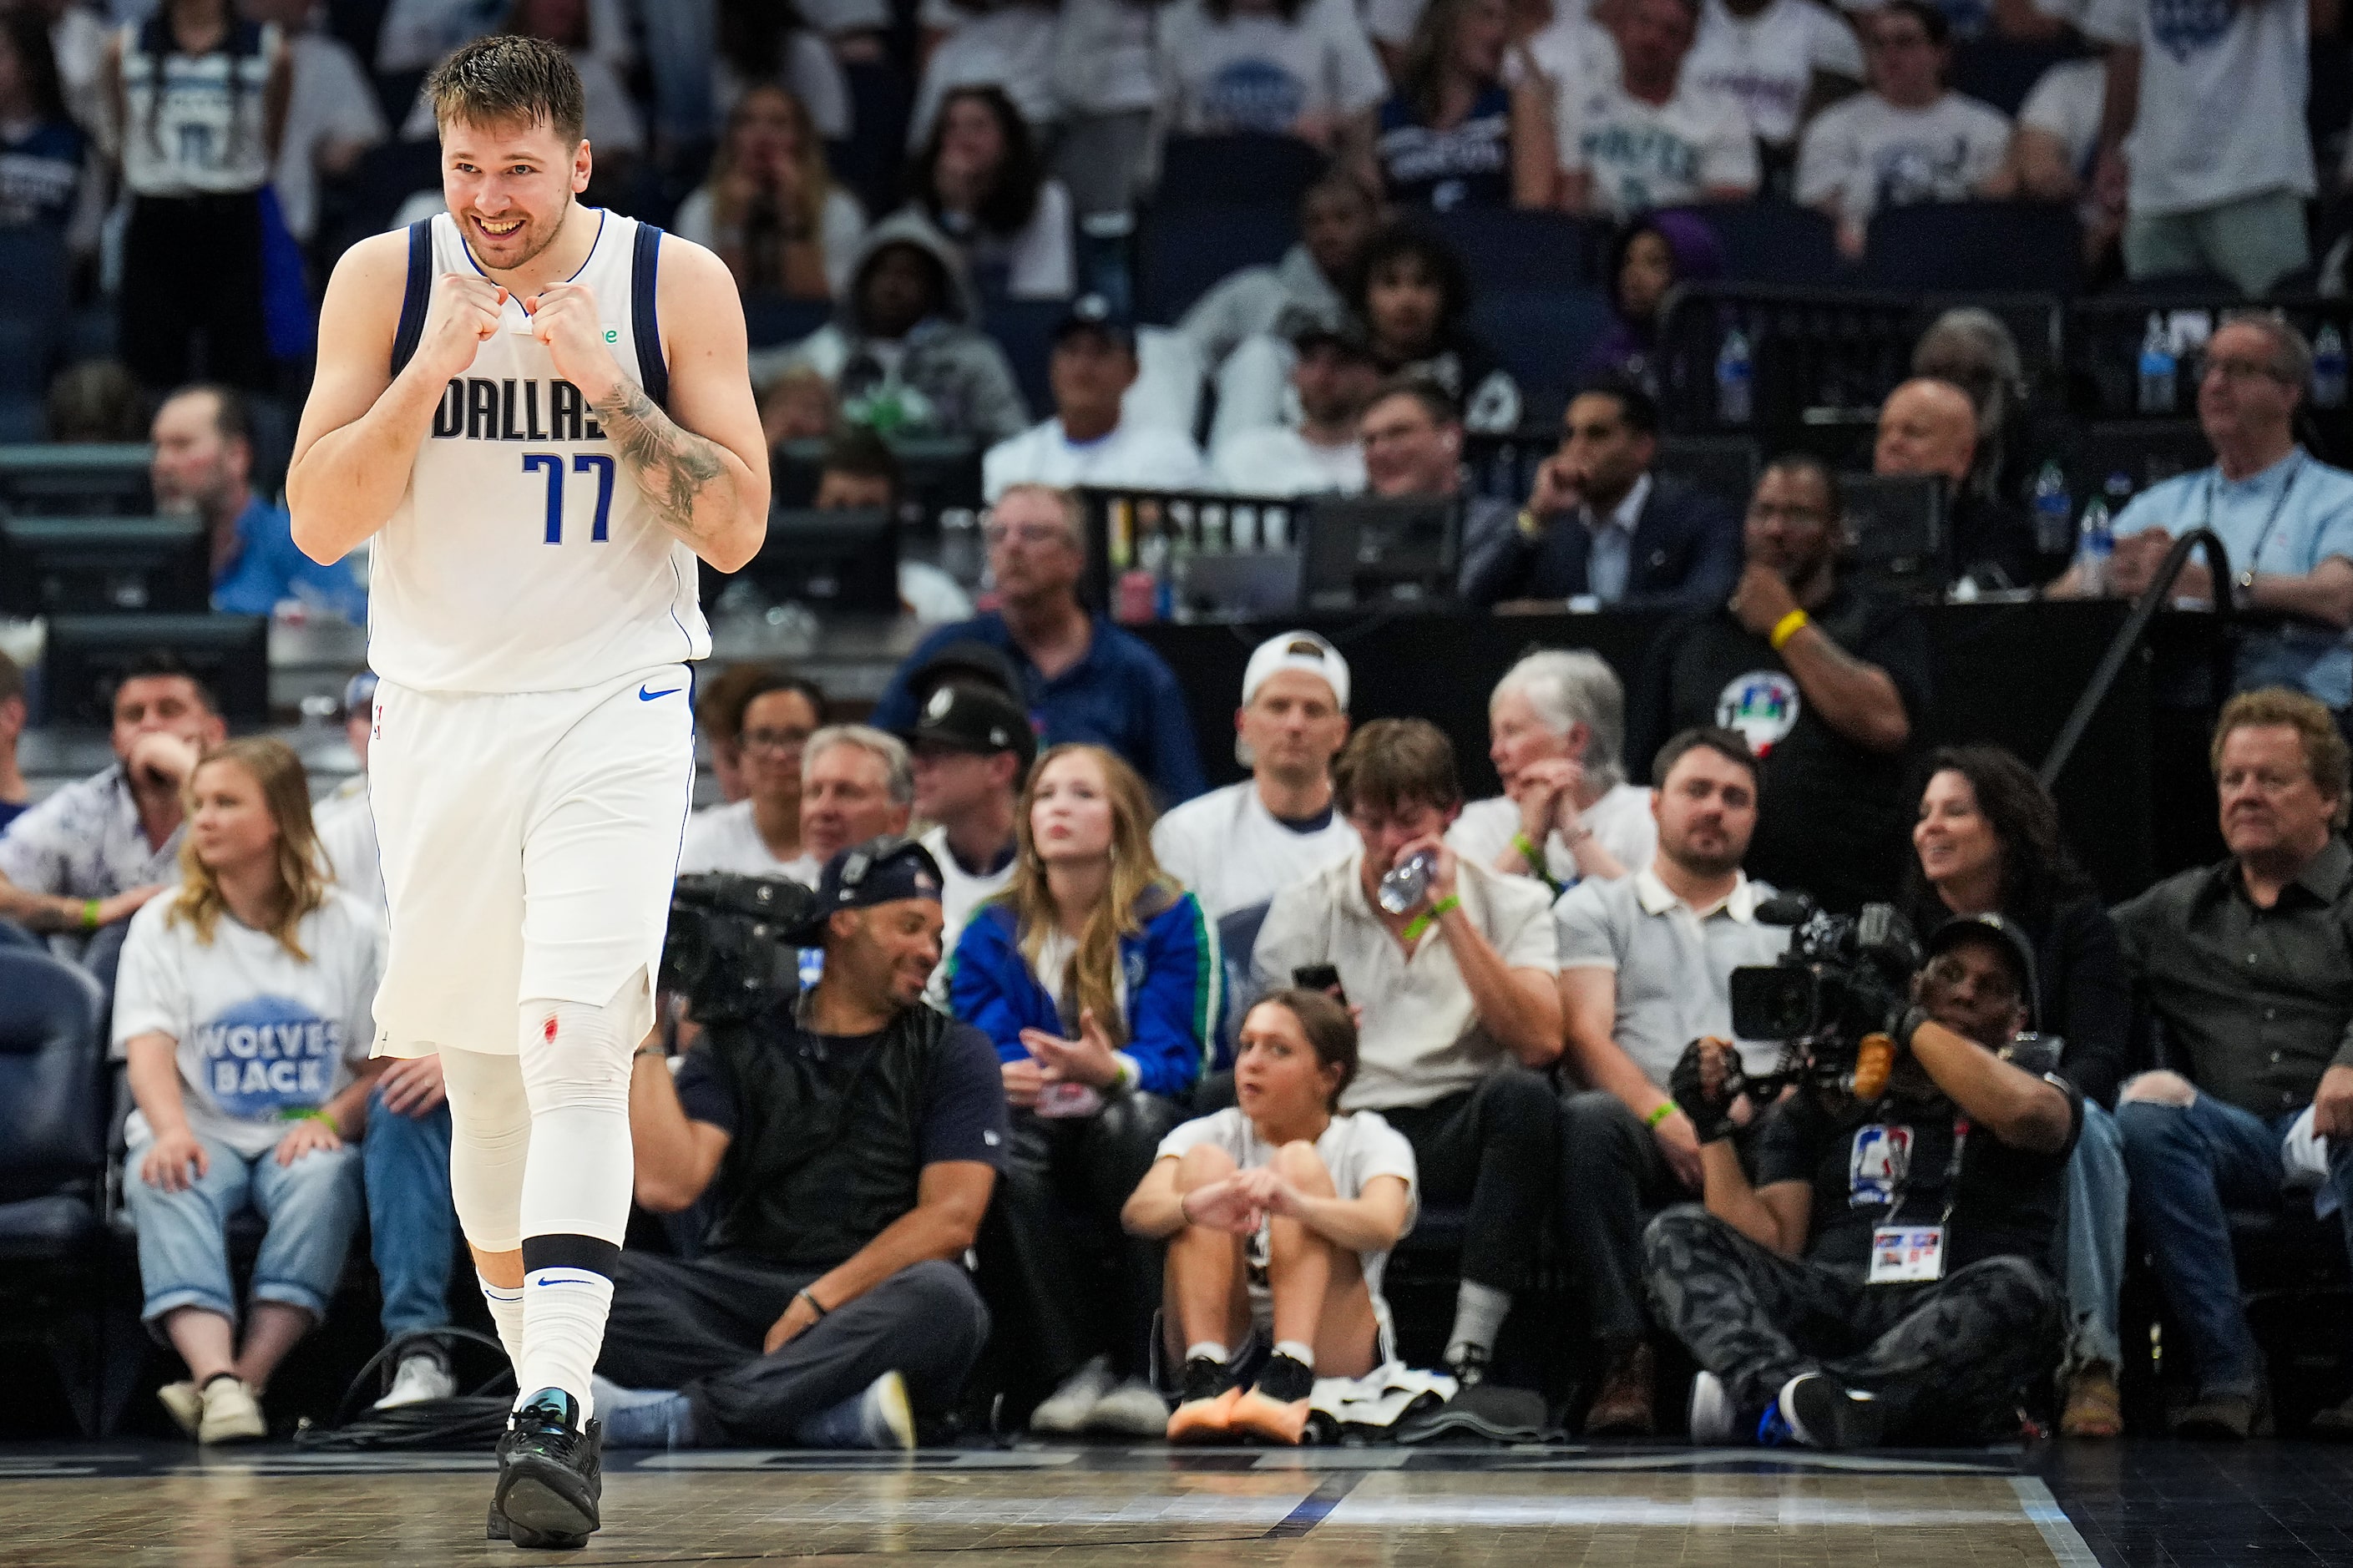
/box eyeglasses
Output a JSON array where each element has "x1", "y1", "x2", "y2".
[
  {"x1": 983, "y1": 519, "x2": 1073, "y2": 549},
  {"x1": 741, "y1": 726, "x2": 813, "y2": 756},
  {"x1": 2202, "y1": 357, "x2": 2292, "y2": 385}
]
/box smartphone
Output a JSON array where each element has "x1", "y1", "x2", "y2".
[{"x1": 1293, "y1": 964, "x2": 1346, "y2": 1004}]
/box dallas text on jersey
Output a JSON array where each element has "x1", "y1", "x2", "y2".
[{"x1": 430, "y1": 377, "x2": 609, "y2": 444}]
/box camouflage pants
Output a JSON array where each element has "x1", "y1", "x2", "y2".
[{"x1": 1643, "y1": 1204, "x2": 2062, "y2": 1439}]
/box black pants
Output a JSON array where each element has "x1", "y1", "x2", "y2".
[
  {"x1": 600, "y1": 1252, "x2": 990, "y2": 1445},
  {"x1": 120, "y1": 191, "x2": 275, "y2": 392},
  {"x1": 1643, "y1": 1205, "x2": 2062, "y2": 1440},
  {"x1": 1381, "y1": 1070, "x2": 1560, "y2": 1294},
  {"x1": 977, "y1": 1091, "x2": 1184, "y2": 1384}
]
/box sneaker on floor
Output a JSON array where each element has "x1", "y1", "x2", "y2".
[
  {"x1": 1086, "y1": 1376, "x2": 1174, "y2": 1437},
  {"x1": 1226, "y1": 1353, "x2": 1314, "y2": 1446},
  {"x1": 1028, "y1": 1355, "x2": 1114, "y2": 1435},
  {"x1": 794, "y1": 1371, "x2": 917, "y2": 1451},
  {"x1": 375, "y1": 1351, "x2": 459, "y2": 1411},
  {"x1": 1166, "y1": 1358, "x2": 1238, "y2": 1444},
  {"x1": 2173, "y1": 1388, "x2": 2261, "y2": 1439},
  {"x1": 591, "y1": 1375, "x2": 695, "y2": 1450},
  {"x1": 2061, "y1": 1363, "x2": 2123, "y2": 1439},
  {"x1": 197, "y1": 1377, "x2": 266, "y2": 1444},
  {"x1": 1687, "y1": 1371, "x2": 1739, "y2": 1445},
  {"x1": 1583, "y1": 1342, "x2": 1657, "y2": 1438},
  {"x1": 1758, "y1": 1373, "x2": 1882, "y2": 1451},
  {"x1": 157, "y1": 1380, "x2": 202, "y2": 1439},
  {"x1": 1445, "y1": 1343, "x2": 1490, "y2": 1389},
  {"x1": 494, "y1": 1388, "x2": 604, "y2": 1550}
]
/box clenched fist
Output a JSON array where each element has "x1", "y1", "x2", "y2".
[
  {"x1": 417, "y1": 272, "x2": 507, "y2": 382},
  {"x1": 521, "y1": 281, "x2": 622, "y2": 404}
]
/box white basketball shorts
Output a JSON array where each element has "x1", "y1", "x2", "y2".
[{"x1": 366, "y1": 663, "x2": 695, "y2": 1059}]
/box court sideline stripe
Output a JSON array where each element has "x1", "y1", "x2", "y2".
[
  {"x1": 2010, "y1": 1475, "x2": 2105, "y2": 1567},
  {"x1": 1263, "y1": 1474, "x2": 1364, "y2": 1538}
]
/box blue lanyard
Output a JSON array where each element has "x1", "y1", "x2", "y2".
[{"x1": 2204, "y1": 451, "x2": 2306, "y2": 580}]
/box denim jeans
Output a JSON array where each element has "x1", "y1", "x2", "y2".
[
  {"x1": 2061, "y1": 1102, "x2": 2128, "y2": 1373},
  {"x1": 2118, "y1": 1090, "x2": 2353, "y2": 1395},
  {"x1": 363, "y1": 1085, "x2": 457, "y2": 1340},
  {"x1": 123, "y1": 1131, "x2": 363, "y2": 1327}
]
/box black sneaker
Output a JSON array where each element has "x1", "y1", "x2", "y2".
[
  {"x1": 493, "y1": 1389, "x2": 604, "y2": 1550},
  {"x1": 1252, "y1": 1353, "x2": 1315, "y2": 1405},
  {"x1": 1178, "y1": 1356, "x2": 1232, "y2": 1407},
  {"x1": 1765, "y1": 1373, "x2": 1885, "y2": 1450}
]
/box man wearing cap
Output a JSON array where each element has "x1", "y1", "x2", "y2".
[
  {"x1": 1152, "y1": 632, "x2": 1359, "y2": 923},
  {"x1": 598, "y1": 837, "x2": 1009, "y2": 1450},
  {"x1": 901, "y1": 682, "x2": 1035, "y2": 961},
  {"x1": 1208, "y1": 323, "x2": 1377, "y2": 498},
  {"x1": 979, "y1": 295, "x2": 1214, "y2": 502},
  {"x1": 1646, "y1": 912, "x2": 2081, "y2": 1449},
  {"x1": 870, "y1": 485, "x2": 1208, "y2": 804}
]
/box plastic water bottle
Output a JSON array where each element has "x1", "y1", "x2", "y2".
[
  {"x1": 2138, "y1": 314, "x2": 2177, "y2": 414},
  {"x1": 1376, "y1": 851, "x2": 1438, "y2": 914},
  {"x1": 2032, "y1": 460, "x2": 2073, "y2": 557},
  {"x1": 2075, "y1": 497, "x2": 2113, "y2": 597},
  {"x1": 2315, "y1": 325, "x2": 2349, "y2": 410},
  {"x1": 1716, "y1": 325, "x2": 1753, "y2": 427}
]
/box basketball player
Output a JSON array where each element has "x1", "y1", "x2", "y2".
[{"x1": 285, "y1": 37, "x2": 767, "y2": 1549}]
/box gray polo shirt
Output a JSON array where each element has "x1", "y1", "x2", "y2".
[{"x1": 1554, "y1": 867, "x2": 1790, "y2": 1082}]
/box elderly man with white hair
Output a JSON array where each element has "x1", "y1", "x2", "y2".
[
  {"x1": 680, "y1": 725, "x2": 914, "y2": 886},
  {"x1": 1449, "y1": 650, "x2": 1656, "y2": 895}
]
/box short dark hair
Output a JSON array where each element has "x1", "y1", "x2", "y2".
[
  {"x1": 1573, "y1": 372, "x2": 1659, "y2": 438},
  {"x1": 1651, "y1": 726, "x2": 1758, "y2": 789},
  {"x1": 117, "y1": 650, "x2": 219, "y2": 716},
  {"x1": 1364, "y1": 374, "x2": 1460, "y2": 429},
  {"x1": 725, "y1": 671, "x2": 827, "y2": 741},
  {"x1": 1346, "y1": 224, "x2": 1472, "y2": 336},
  {"x1": 1878, "y1": 0, "x2": 1950, "y2": 47},
  {"x1": 1333, "y1": 717, "x2": 1462, "y2": 815},
  {"x1": 46, "y1": 360, "x2": 147, "y2": 443},
  {"x1": 169, "y1": 383, "x2": 250, "y2": 448},
  {"x1": 1248, "y1": 988, "x2": 1360, "y2": 1108},
  {"x1": 426, "y1": 33, "x2": 586, "y2": 145},
  {"x1": 696, "y1": 662, "x2": 824, "y2": 741},
  {"x1": 821, "y1": 426, "x2": 901, "y2": 498},
  {"x1": 1755, "y1": 450, "x2": 1843, "y2": 521}
]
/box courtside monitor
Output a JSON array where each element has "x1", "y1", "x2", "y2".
[
  {"x1": 1840, "y1": 473, "x2": 1949, "y2": 596},
  {"x1": 0, "y1": 516, "x2": 210, "y2": 615},
  {"x1": 733, "y1": 508, "x2": 900, "y2": 617},
  {"x1": 41, "y1": 614, "x2": 270, "y2": 726},
  {"x1": 0, "y1": 443, "x2": 154, "y2": 517},
  {"x1": 1299, "y1": 496, "x2": 1461, "y2": 610}
]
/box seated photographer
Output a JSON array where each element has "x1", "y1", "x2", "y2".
[
  {"x1": 596, "y1": 838, "x2": 1004, "y2": 1450},
  {"x1": 1125, "y1": 989, "x2": 1417, "y2": 1446},
  {"x1": 1252, "y1": 719, "x2": 1563, "y2": 1386},
  {"x1": 1646, "y1": 913, "x2": 2081, "y2": 1449},
  {"x1": 1555, "y1": 727, "x2": 1789, "y2": 1436},
  {"x1": 948, "y1": 743, "x2": 1217, "y2": 1435}
]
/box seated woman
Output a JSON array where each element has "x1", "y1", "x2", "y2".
[
  {"x1": 1576, "y1": 211, "x2": 1723, "y2": 394},
  {"x1": 116, "y1": 738, "x2": 383, "y2": 1444},
  {"x1": 1158, "y1": 0, "x2": 1389, "y2": 181},
  {"x1": 1124, "y1": 989, "x2": 1416, "y2": 1444},
  {"x1": 904, "y1": 84, "x2": 1075, "y2": 300},
  {"x1": 1349, "y1": 221, "x2": 1521, "y2": 432},
  {"x1": 673, "y1": 83, "x2": 867, "y2": 301},
  {"x1": 1372, "y1": 0, "x2": 1552, "y2": 212},
  {"x1": 949, "y1": 743, "x2": 1218, "y2": 1436}
]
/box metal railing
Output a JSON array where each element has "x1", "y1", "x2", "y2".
[{"x1": 2038, "y1": 527, "x2": 2233, "y2": 789}]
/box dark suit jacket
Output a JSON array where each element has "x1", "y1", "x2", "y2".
[{"x1": 1460, "y1": 473, "x2": 1743, "y2": 610}]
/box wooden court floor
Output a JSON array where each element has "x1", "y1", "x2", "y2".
[{"x1": 0, "y1": 1444, "x2": 2103, "y2": 1568}]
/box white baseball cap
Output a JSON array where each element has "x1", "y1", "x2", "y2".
[{"x1": 1242, "y1": 630, "x2": 1349, "y2": 711}]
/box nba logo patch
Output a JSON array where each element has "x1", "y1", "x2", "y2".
[
  {"x1": 1716, "y1": 671, "x2": 1801, "y2": 756},
  {"x1": 1849, "y1": 1125, "x2": 1911, "y2": 1206}
]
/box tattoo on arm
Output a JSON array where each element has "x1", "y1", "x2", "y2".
[{"x1": 595, "y1": 380, "x2": 731, "y2": 542}]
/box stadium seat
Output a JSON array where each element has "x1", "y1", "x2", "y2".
[
  {"x1": 1440, "y1": 208, "x2": 1596, "y2": 291},
  {"x1": 1680, "y1": 201, "x2": 1841, "y2": 286},
  {"x1": 1154, "y1": 134, "x2": 1328, "y2": 212},
  {"x1": 832, "y1": 60, "x2": 913, "y2": 220},
  {"x1": 1135, "y1": 204, "x2": 1300, "y2": 326},
  {"x1": 1951, "y1": 38, "x2": 2088, "y2": 117},
  {"x1": 1469, "y1": 287, "x2": 1612, "y2": 419},
  {"x1": 742, "y1": 293, "x2": 833, "y2": 350},
  {"x1": 1862, "y1": 201, "x2": 2082, "y2": 295},
  {"x1": 987, "y1": 296, "x2": 1072, "y2": 419},
  {"x1": 0, "y1": 228, "x2": 68, "y2": 400}
]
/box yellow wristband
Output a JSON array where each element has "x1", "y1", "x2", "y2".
[
  {"x1": 80, "y1": 898, "x2": 102, "y2": 930},
  {"x1": 1401, "y1": 893, "x2": 1461, "y2": 943},
  {"x1": 1769, "y1": 609, "x2": 1810, "y2": 652},
  {"x1": 1645, "y1": 1101, "x2": 1677, "y2": 1130}
]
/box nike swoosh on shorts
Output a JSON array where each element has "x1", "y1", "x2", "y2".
[{"x1": 639, "y1": 685, "x2": 681, "y2": 701}]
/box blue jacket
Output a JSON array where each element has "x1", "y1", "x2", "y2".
[
  {"x1": 1460, "y1": 474, "x2": 1740, "y2": 610},
  {"x1": 213, "y1": 496, "x2": 367, "y2": 621},
  {"x1": 869, "y1": 612, "x2": 1208, "y2": 804},
  {"x1": 947, "y1": 889, "x2": 1218, "y2": 1100}
]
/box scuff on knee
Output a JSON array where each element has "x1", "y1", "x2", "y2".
[{"x1": 2119, "y1": 1070, "x2": 2196, "y2": 1109}]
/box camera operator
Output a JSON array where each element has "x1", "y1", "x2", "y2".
[
  {"x1": 594, "y1": 838, "x2": 1006, "y2": 1450},
  {"x1": 1644, "y1": 913, "x2": 2081, "y2": 1449}
]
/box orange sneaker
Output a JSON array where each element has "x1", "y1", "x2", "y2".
[
  {"x1": 1166, "y1": 1358, "x2": 1240, "y2": 1444},
  {"x1": 1226, "y1": 1353, "x2": 1317, "y2": 1445}
]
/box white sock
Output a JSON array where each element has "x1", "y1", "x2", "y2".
[
  {"x1": 1184, "y1": 1342, "x2": 1229, "y2": 1366},
  {"x1": 1273, "y1": 1340, "x2": 1316, "y2": 1371},
  {"x1": 1445, "y1": 1280, "x2": 1512, "y2": 1363},
  {"x1": 479, "y1": 1277, "x2": 526, "y2": 1369},
  {"x1": 518, "y1": 1265, "x2": 615, "y2": 1423}
]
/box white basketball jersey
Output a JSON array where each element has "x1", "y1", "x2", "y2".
[{"x1": 367, "y1": 208, "x2": 711, "y2": 695}]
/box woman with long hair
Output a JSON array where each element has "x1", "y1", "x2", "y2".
[
  {"x1": 1125, "y1": 989, "x2": 1416, "y2": 1444},
  {"x1": 1903, "y1": 743, "x2": 2130, "y2": 1439},
  {"x1": 949, "y1": 743, "x2": 1219, "y2": 1436},
  {"x1": 1374, "y1": 0, "x2": 1552, "y2": 211},
  {"x1": 674, "y1": 83, "x2": 866, "y2": 300},
  {"x1": 905, "y1": 84, "x2": 1074, "y2": 299},
  {"x1": 116, "y1": 738, "x2": 383, "y2": 1444}
]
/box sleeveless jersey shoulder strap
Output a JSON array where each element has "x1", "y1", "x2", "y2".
[
  {"x1": 630, "y1": 220, "x2": 669, "y2": 413},
  {"x1": 387, "y1": 219, "x2": 436, "y2": 380}
]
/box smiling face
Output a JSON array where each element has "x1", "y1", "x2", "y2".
[
  {"x1": 1359, "y1": 390, "x2": 1460, "y2": 498},
  {"x1": 937, "y1": 92, "x2": 1009, "y2": 186},
  {"x1": 801, "y1": 741, "x2": 910, "y2": 864},
  {"x1": 1030, "y1": 748, "x2": 1116, "y2": 865},
  {"x1": 1913, "y1": 768, "x2": 2003, "y2": 904},
  {"x1": 828, "y1": 898, "x2": 947, "y2": 1009},
  {"x1": 439, "y1": 114, "x2": 590, "y2": 271},
  {"x1": 187, "y1": 756, "x2": 279, "y2": 876},
  {"x1": 1235, "y1": 1001, "x2": 1345, "y2": 1125}
]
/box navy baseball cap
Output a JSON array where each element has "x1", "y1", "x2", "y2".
[
  {"x1": 817, "y1": 835, "x2": 945, "y2": 914},
  {"x1": 1925, "y1": 912, "x2": 2041, "y2": 1030},
  {"x1": 1053, "y1": 293, "x2": 1136, "y2": 351}
]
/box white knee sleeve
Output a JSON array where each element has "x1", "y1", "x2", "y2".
[
  {"x1": 439, "y1": 1046, "x2": 531, "y2": 1254},
  {"x1": 515, "y1": 976, "x2": 639, "y2": 1251}
]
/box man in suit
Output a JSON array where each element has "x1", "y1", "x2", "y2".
[{"x1": 1462, "y1": 375, "x2": 1741, "y2": 610}]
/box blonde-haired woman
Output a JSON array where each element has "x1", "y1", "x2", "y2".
[
  {"x1": 673, "y1": 82, "x2": 867, "y2": 300},
  {"x1": 948, "y1": 743, "x2": 1219, "y2": 1435},
  {"x1": 117, "y1": 738, "x2": 384, "y2": 1444}
]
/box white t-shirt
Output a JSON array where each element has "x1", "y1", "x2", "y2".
[
  {"x1": 908, "y1": 3, "x2": 1062, "y2": 146},
  {"x1": 1557, "y1": 76, "x2": 1761, "y2": 218},
  {"x1": 1158, "y1": 0, "x2": 1389, "y2": 138},
  {"x1": 1052, "y1": 0, "x2": 1161, "y2": 116},
  {"x1": 677, "y1": 799, "x2": 807, "y2": 878},
  {"x1": 1211, "y1": 425, "x2": 1367, "y2": 497},
  {"x1": 2018, "y1": 57, "x2": 2104, "y2": 174},
  {"x1": 313, "y1": 776, "x2": 383, "y2": 915},
  {"x1": 714, "y1": 35, "x2": 853, "y2": 142},
  {"x1": 274, "y1": 31, "x2": 384, "y2": 244},
  {"x1": 2083, "y1": 0, "x2": 2313, "y2": 216},
  {"x1": 1156, "y1": 1105, "x2": 1418, "y2": 1338},
  {"x1": 1523, "y1": 8, "x2": 1620, "y2": 94},
  {"x1": 671, "y1": 184, "x2": 868, "y2": 299},
  {"x1": 112, "y1": 888, "x2": 384, "y2": 1160},
  {"x1": 1446, "y1": 781, "x2": 1657, "y2": 892},
  {"x1": 921, "y1": 822, "x2": 1017, "y2": 961},
  {"x1": 982, "y1": 417, "x2": 1216, "y2": 500},
  {"x1": 1151, "y1": 781, "x2": 1361, "y2": 922},
  {"x1": 1794, "y1": 90, "x2": 2011, "y2": 225},
  {"x1": 1684, "y1": 0, "x2": 1864, "y2": 148}
]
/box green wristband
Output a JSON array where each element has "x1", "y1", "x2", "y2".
[
  {"x1": 1645, "y1": 1101, "x2": 1677, "y2": 1130},
  {"x1": 80, "y1": 898, "x2": 102, "y2": 930},
  {"x1": 280, "y1": 1107, "x2": 336, "y2": 1126},
  {"x1": 1401, "y1": 893, "x2": 1461, "y2": 943}
]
